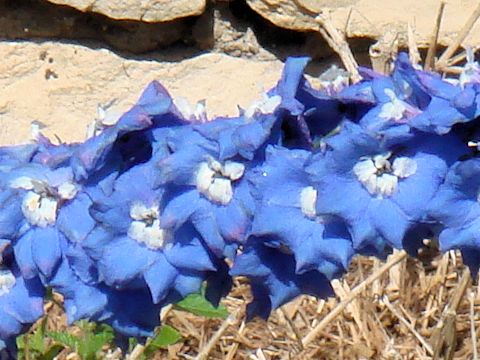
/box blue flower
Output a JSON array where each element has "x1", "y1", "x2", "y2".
[
  {"x1": 47, "y1": 255, "x2": 164, "y2": 338},
  {"x1": 84, "y1": 160, "x2": 230, "y2": 304},
  {"x1": 71, "y1": 80, "x2": 185, "y2": 182},
  {"x1": 156, "y1": 117, "x2": 277, "y2": 257},
  {"x1": 230, "y1": 239, "x2": 334, "y2": 319},
  {"x1": 306, "y1": 121, "x2": 466, "y2": 255},
  {"x1": 248, "y1": 145, "x2": 354, "y2": 278},
  {"x1": 339, "y1": 53, "x2": 480, "y2": 141},
  {"x1": 354, "y1": 74, "x2": 422, "y2": 143},
  {"x1": 391, "y1": 52, "x2": 480, "y2": 135},
  {"x1": 269, "y1": 57, "x2": 357, "y2": 149},
  {"x1": 0, "y1": 240, "x2": 44, "y2": 344},
  {"x1": 3, "y1": 163, "x2": 83, "y2": 282},
  {"x1": 428, "y1": 158, "x2": 480, "y2": 274}
]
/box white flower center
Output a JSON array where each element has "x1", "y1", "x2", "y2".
[
  {"x1": 11, "y1": 177, "x2": 78, "y2": 227},
  {"x1": 353, "y1": 153, "x2": 417, "y2": 198},
  {"x1": 244, "y1": 94, "x2": 282, "y2": 120},
  {"x1": 300, "y1": 186, "x2": 317, "y2": 218},
  {"x1": 0, "y1": 269, "x2": 16, "y2": 296},
  {"x1": 196, "y1": 159, "x2": 245, "y2": 205},
  {"x1": 379, "y1": 89, "x2": 409, "y2": 121},
  {"x1": 127, "y1": 202, "x2": 171, "y2": 250}
]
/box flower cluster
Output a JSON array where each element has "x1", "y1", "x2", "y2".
[{"x1": 2, "y1": 52, "x2": 480, "y2": 351}]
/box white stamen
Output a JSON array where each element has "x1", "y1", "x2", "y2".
[
  {"x1": 127, "y1": 203, "x2": 170, "y2": 250},
  {"x1": 300, "y1": 186, "x2": 317, "y2": 218},
  {"x1": 196, "y1": 162, "x2": 215, "y2": 194},
  {"x1": 0, "y1": 270, "x2": 16, "y2": 296},
  {"x1": 195, "y1": 159, "x2": 244, "y2": 205},
  {"x1": 22, "y1": 191, "x2": 58, "y2": 227},
  {"x1": 13, "y1": 176, "x2": 78, "y2": 227},
  {"x1": 353, "y1": 153, "x2": 417, "y2": 197},
  {"x1": 379, "y1": 89, "x2": 407, "y2": 121},
  {"x1": 353, "y1": 159, "x2": 377, "y2": 183},
  {"x1": 130, "y1": 202, "x2": 156, "y2": 221},
  {"x1": 57, "y1": 182, "x2": 78, "y2": 200},
  {"x1": 208, "y1": 178, "x2": 233, "y2": 205},
  {"x1": 364, "y1": 174, "x2": 378, "y2": 195},
  {"x1": 373, "y1": 153, "x2": 392, "y2": 171},
  {"x1": 209, "y1": 159, "x2": 223, "y2": 173},
  {"x1": 376, "y1": 174, "x2": 398, "y2": 197},
  {"x1": 222, "y1": 161, "x2": 245, "y2": 181},
  {"x1": 392, "y1": 157, "x2": 418, "y2": 178},
  {"x1": 10, "y1": 176, "x2": 35, "y2": 190}
]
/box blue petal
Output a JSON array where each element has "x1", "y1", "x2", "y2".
[
  {"x1": 143, "y1": 255, "x2": 178, "y2": 303},
  {"x1": 191, "y1": 199, "x2": 226, "y2": 256},
  {"x1": 0, "y1": 313, "x2": 20, "y2": 340},
  {"x1": 0, "y1": 190, "x2": 23, "y2": 239},
  {"x1": 48, "y1": 260, "x2": 108, "y2": 322},
  {"x1": 136, "y1": 81, "x2": 173, "y2": 117},
  {"x1": 1, "y1": 274, "x2": 44, "y2": 325},
  {"x1": 164, "y1": 235, "x2": 215, "y2": 272},
  {"x1": 98, "y1": 237, "x2": 155, "y2": 288},
  {"x1": 30, "y1": 227, "x2": 63, "y2": 280},
  {"x1": 173, "y1": 272, "x2": 204, "y2": 298},
  {"x1": 216, "y1": 197, "x2": 251, "y2": 244},
  {"x1": 57, "y1": 193, "x2": 95, "y2": 243},
  {"x1": 104, "y1": 288, "x2": 162, "y2": 338},
  {"x1": 13, "y1": 232, "x2": 37, "y2": 279},
  {"x1": 369, "y1": 200, "x2": 410, "y2": 249},
  {"x1": 160, "y1": 189, "x2": 200, "y2": 229}
]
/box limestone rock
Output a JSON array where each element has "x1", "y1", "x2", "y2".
[
  {"x1": 46, "y1": 0, "x2": 206, "y2": 22},
  {"x1": 0, "y1": 41, "x2": 283, "y2": 145},
  {"x1": 246, "y1": 0, "x2": 480, "y2": 47},
  {"x1": 0, "y1": 1, "x2": 188, "y2": 53}
]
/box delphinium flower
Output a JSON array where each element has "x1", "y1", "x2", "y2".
[
  {"x1": 247, "y1": 145, "x2": 354, "y2": 279},
  {"x1": 71, "y1": 80, "x2": 190, "y2": 183},
  {"x1": 5, "y1": 161, "x2": 83, "y2": 283},
  {"x1": 392, "y1": 52, "x2": 480, "y2": 135},
  {"x1": 156, "y1": 111, "x2": 282, "y2": 259},
  {"x1": 305, "y1": 121, "x2": 467, "y2": 256},
  {"x1": 0, "y1": 240, "x2": 44, "y2": 351},
  {"x1": 268, "y1": 57, "x2": 351, "y2": 149},
  {"x1": 47, "y1": 256, "x2": 167, "y2": 338},
  {"x1": 427, "y1": 158, "x2": 480, "y2": 274},
  {"x1": 83, "y1": 159, "x2": 231, "y2": 306},
  {"x1": 229, "y1": 145, "x2": 354, "y2": 318}
]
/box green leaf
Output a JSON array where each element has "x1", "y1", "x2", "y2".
[
  {"x1": 175, "y1": 293, "x2": 229, "y2": 318},
  {"x1": 29, "y1": 318, "x2": 47, "y2": 354},
  {"x1": 148, "y1": 325, "x2": 182, "y2": 349},
  {"x1": 17, "y1": 317, "x2": 49, "y2": 358},
  {"x1": 39, "y1": 344, "x2": 64, "y2": 360},
  {"x1": 48, "y1": 331, "x2": 80, "y2": 351},
  {"x1": 77, "y1": 332, "x2": 114, "y2": 360}
]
